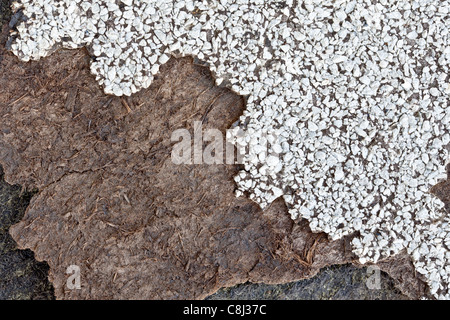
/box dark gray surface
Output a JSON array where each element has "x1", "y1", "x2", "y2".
[
  {"x1": 207, "y1": 264, "x2": 408, "y2": 300},
  {"x1": 0, "y1": 0, "x2": 10, "y2": 30}
]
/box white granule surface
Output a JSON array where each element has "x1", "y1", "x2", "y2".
[{"x1": 8, "y1": 0, "x2": 450, "y2": 298}]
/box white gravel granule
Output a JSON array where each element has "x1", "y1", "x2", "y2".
[{"x1": 8, "y1": 0, "x2": 450, "y2": 299}]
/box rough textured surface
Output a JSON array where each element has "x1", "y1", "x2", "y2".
[
  {"x1": 0, "y1": 22, "x2": 444, "y2": 299},
  {"x1": 0, "y1": 0, "x2": 10, "y2": 31},
  {"x1": 1, "y1": 164, "x2": 409, "y2": 300},
  {"x1": 0, "y1": 4, "x2": 55, "y2": 300},
  {"x1": 0, "y1": 46, "x2": 349, "y2": 299},
  {"x1": 0, "y1": 166, "x2": 54, "y2": 299},
  {"x1": 208, "y1": 263, "x2": 408, "y2": 300}
]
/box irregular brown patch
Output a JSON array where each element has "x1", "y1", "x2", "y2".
[{"x1": 0, "y1": 35, "x2": 436, "y2": 299}]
